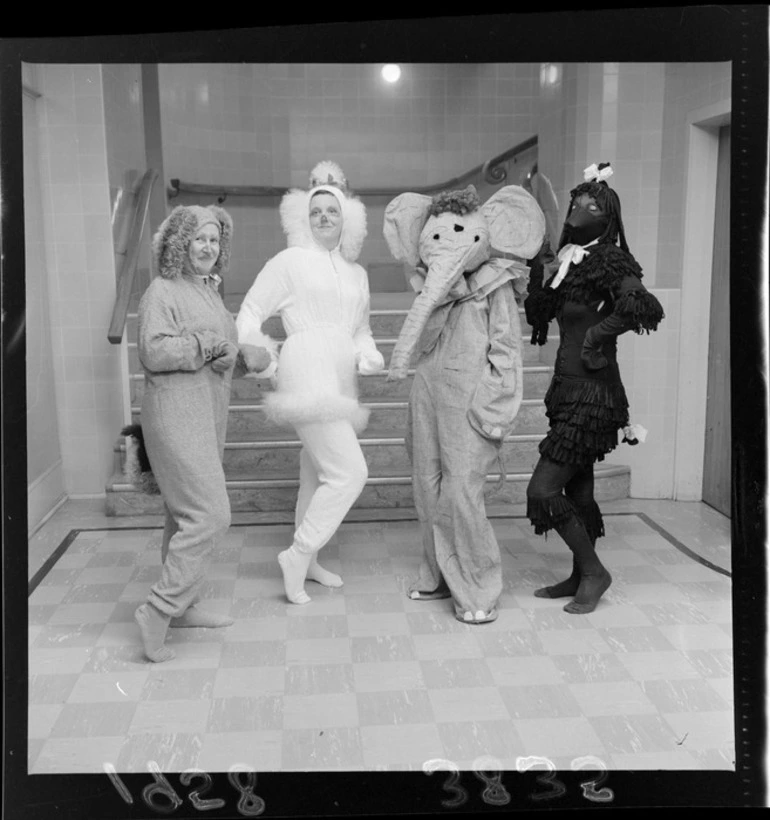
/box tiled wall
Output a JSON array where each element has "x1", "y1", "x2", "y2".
[
  {"x1": 535, "y1": 62, "x2": 729, "y2": 498},
  {"x1": 102, "y1": 65, "x2": 146, "y2": 197},
  {"x1": 25, "y1": 60, "x2": 731, "y2": 512},
  {"x1": 23, "y1": 64, "x2": 66, "y2": 533},
  {"x1": 601, "y1": 64, "x2": 729, "y2": 498},
  {"x1": 35, "y1": 65, "x2": 124, "y2": 497},
  {"x1": 159, "y1": 63, "x2": 541, "y2": 295},
  {"x1": 656, "y1": 62, "x2": 732, "y2": 289},
  {"x1": 541, "y1": 63, "x2": 665, "y2": 285},
  {"x1": 604, "y1": 289, "x2": 681, "y2": 497},
  {"x1": 102, "y1": 65, "x2": 154, "y2": 294}
]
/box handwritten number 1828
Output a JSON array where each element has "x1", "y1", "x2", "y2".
[{"x1": 103, "y1": 762, "x2": 265, "y2": 816}]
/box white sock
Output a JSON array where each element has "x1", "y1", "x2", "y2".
[
  {"x1": 277, "y1": 545, "x2": 312, "y2": 604},
  {"x1": 306, "y1": 555, "x2": 343, "y2": 588}
]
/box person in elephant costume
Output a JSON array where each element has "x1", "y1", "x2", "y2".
[{"x1": 385, "y1": 183, "x2": 546, "y2": 624}]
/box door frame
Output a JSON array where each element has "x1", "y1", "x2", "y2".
[{"x1": 673, "y1": 100, "x2": 731, "y2": 501}]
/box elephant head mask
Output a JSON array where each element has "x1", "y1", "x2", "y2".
[{"x1": 384, "y1": 183, "x2": 546, "y2": 379}]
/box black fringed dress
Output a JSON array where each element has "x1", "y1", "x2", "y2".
[{"x1": 524, "y1": 241, "x2": 664, "y2": 531}]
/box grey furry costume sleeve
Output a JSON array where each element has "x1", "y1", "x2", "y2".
[
  {"x1": 466, "y1": 281, "x2": 524, "y2": 441},
  {"x1": 138, "y1": 279, "x2": 224, "y2": 372}
]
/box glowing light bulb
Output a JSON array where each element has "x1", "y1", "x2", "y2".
[
  {"x1": 540, "y1": 63, "x2": 560, "y2": 88},
  {"x1": 381, "y1": 64, "x2": 401, "y2": 83}
]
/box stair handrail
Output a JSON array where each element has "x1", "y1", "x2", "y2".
[
  {"x1": 108, "y1": 168, "x2": 159, "y2": 344},
  {"x1": 167, "y1": 136, "x2": 537, "y2": 202}
]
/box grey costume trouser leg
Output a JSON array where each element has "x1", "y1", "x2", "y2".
[
  {"x1": 407, "y1": 372, "x2": 450, "y2": 597},
  {"x1": 408, "y1": 370, "x2": 503, "y2": 613},
  {"x1": 142, "y1": 385, "x2": 231, "y2": 619},
  {"x1": 160, "y1": 504, "x2": 178, "y2": 564}
]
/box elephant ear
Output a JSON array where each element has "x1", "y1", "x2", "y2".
[
  {"x1": 482, "y1": 184, "x2": 546, "y2": 261},
  {"x1": 383, "y1": 192, "x2": 433, "y2": 268}
]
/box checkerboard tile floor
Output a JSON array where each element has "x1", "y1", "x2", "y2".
[{"x1": 28, "y1": 514, "x2": 734, "y2": 773}]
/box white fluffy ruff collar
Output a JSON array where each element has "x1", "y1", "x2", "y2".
[{"x1": 279, "y1": 186, "x2": 367, "y2": 263}]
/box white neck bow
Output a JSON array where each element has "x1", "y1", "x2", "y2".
[{"x1": 549, "y1": 239, "x2": 599, "y2": 289}]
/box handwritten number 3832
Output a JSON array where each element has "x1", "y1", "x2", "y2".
[{"x1": 423, "y1": 755, "x2": 613, "y2": 807}]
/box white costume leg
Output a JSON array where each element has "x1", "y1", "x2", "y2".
[
  {"x1": 295, "y1": 446, "x2": 343, "y2": 588},
  {"x1": 278, "y1": 419, "x2": 367, "y2": 603}
]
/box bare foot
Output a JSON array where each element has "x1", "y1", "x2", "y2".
[
  {"x1": 534, "y1": 575, "x2": 580, "y2": 599},
  {"x1": 171, "y1": 606, "x2": 234, "y2": 628},
  {"x1": 135, "y1": 603, "x2": 175, "y2": 662},
  {"x1": 563, "y1": 570, "x2": 612, "y2": 614}
]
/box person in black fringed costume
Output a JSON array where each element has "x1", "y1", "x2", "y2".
[{"x1": 524, "y1": 162, "x2": 665, "y2": 614}]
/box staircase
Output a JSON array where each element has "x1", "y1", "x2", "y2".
[{"x1": 105, "y1": 292, "x2": 630, "y2": 517}]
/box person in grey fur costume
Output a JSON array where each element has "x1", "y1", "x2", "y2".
[{"x1": 133, "y1": 204, "x2": 271, "y2": 662}]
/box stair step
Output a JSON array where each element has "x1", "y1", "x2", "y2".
[
  {"x1": 115, "y1": 295, "x2": 610, "y2": 517},
  {"x1": 116, "y1": 432, "x2": 544, "y2": 474},
  {"x1": 126, "y1": 339, "x2": 554, "y2": 373},
  {"x1": 129, "y1": 367, "x2": 554, "y2": 408},
  {"x1": 126, "y1": 309, "x2": 416, "y2": 339},
  {"x1": 129, "y1": 395, "x2": 551, "y2": 439},
  {"x1": 105, "y1": 464, "x2": 631, "y2": 516}
]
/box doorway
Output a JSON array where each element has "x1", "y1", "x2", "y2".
[{"x1": 702, "y1": 124, "x2": 731, "y2": 516}]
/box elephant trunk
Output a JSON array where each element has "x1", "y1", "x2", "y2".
[{"x1": 387, "y1": 248, "x2": 474, "y2": 380}]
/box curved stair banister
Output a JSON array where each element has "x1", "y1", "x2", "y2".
[
  {"x1": 167, "y1": 136, "x2": 538, "y2": 203},
  {"x1": 108, "y1": 169, "x2": 159, "y2": 344}
]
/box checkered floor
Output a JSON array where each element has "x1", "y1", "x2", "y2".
[{"x1": 28, "y1": 514, "x2": 734, "y2": 773}]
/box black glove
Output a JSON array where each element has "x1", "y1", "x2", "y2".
[
  {"x1": 581, "y1": 311, "x2": 636, "y2": 371},
  {"x1": 581, "y1": 326, "x2": 608, "y2": 371},
  {"x1": 530, "y1": 321, "x2": 549, "y2": 346}
]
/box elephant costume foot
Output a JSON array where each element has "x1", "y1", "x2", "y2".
[
  {"x1": 408, "y1": 587, "x2": 452, "y2": 601},
  {"x1": 454, "y1": 606, "x2": 498, "y2": 625}
]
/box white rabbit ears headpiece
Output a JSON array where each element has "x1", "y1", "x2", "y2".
[{"x1": 279, "y1": 160, "x2": 367, "y2": 262}]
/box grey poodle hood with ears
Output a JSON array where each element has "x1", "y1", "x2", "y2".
[
  {"x1": 152, "y1": 205, "x2": 234, "y2": 279},
  {"x1": 278, "y1": 161, "x2": 367, "y2": 263}
]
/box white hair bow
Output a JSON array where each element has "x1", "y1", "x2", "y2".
[{"x1": 584, "y1": 163, "x2": 614, "y2": 183}]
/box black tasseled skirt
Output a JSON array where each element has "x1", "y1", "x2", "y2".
[
  {"x1": 539, "y1": 376, "x2": 629, "y2": 467},
  {"x1": 526, "y1": 494, "x2": 606, "y2": 539}
]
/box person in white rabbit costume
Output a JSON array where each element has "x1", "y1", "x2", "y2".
[
  {"x1": 385, "y1": 183, "x2": 546, "y2": 624},
  {"x1": 237, "y1": 161, "x2": 385, "y2": 604}
]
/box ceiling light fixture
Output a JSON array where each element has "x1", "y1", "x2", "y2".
[{"x1": 381, "y1": 64, "x2": 401, "y2": 83}]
